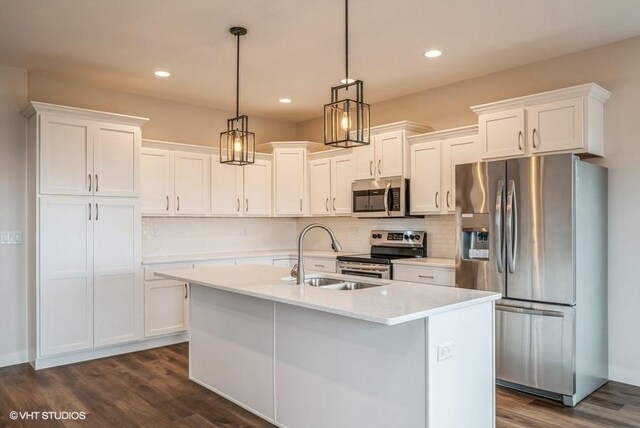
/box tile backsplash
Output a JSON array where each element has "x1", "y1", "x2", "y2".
[
  {"x1": 295, "y1": 215, "x2": 457, "y2": 259},
  {"x1": 142, "y1": 217, "x2": 298, "y2": 256},
  {"x1": 142, "y1": 215, "x2": 457, "y2": 259}
]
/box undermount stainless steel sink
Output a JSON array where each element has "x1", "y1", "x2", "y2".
[
  {"x1": 304, "y1": 277, "x2": 345, "y2": 287},
  {"x1": 304, "y1": 276, "x2": 387, "y2": 291}
]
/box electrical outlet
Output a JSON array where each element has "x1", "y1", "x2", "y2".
[
  {"x1": 437, "y1": 342, "x2": 454, "y2": 361},
  {"x1": 0, "y1": 231, "x2": 22, "y2": 245}
]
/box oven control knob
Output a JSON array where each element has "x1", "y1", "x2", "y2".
[
  {"x1": 415, "y1": 235, "x2": 420, "y2": 240},
  {"x1": 371, "y1": 234, "x2": 376, "y2": 239},
  {"x1": 409, "y1": 234, "x2": 415, "y2": 240},
  {"x1": 404, "y1": 234, "x2": 409, "y2": 240},
  {"x1": 376, "y1": 233, "x2": 382, "y2": 239}
]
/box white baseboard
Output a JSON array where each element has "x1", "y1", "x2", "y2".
[
  {"x1": 32, "y1": 333, "x2": 189, "y2": 370},
  {"x1": 0, "y1": 350, "x2": 28, "y2": 368},
  {"x1": 609, "y1": 366, "x2": 640, "y2": 387}
]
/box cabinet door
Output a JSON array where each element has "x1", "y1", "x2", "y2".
[
  {"x1": 375, "y1": 130, "x2": 405, "y2": 178},
  {"x1": 40, "y1": 196, "x2": 94, "y2": 356},
  {"x1": 331, "y1": 155, "x2": 353, "y2": 215},
  {"x1": 144, "y1": 280, "x2": 188, "y2": 337},
  {"x1": 93, "y1": 122, "x2": 140, "y2": 197},
  {"x1": 93, "y1": 198, "x2": 142, "y2": 347},
  {"x1": 353, "y1": 142, "x2": 375, "y2": 180},
  {"x1": 274, "y1": 149, "x2": 306, "y2": 216},
  {"x1": 528, "y1": 97, "x2": 583, "y2": 154},
  {"x1": 410, "y1": 142, "x2": 442, "y2": 214},
  {"x1": 211, "y1": 157, "x2": 244, "y2": 216},
  {"x1": 141, "y1": 148, "x2": 173, "y2": 215},
  {"x1": 244, "y1": 159, "x2": 272, "y2": 216},
  {"x1": 442, "y1": 136, "x2": 481, "y2": 213},
  {"x1": 40, "y1": 115, "x2": 93, "y2": 196},
  {"x1": 309, "y1": 159, "x2": 332, "y2": 216},
  {"x1": 479, "y1": 108, "x2": 526, "y2": 159},
  {"x1": 174, "y1": 152, "x2": 210, "y2": 215}
]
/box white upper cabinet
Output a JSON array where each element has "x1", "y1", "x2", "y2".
[
  {"x1": 31, "y1": 103, "x2": 147, "y2": 197},
  {"x1": 409, "y1": 126, "x2": 482, "y2": 215},
  {"x1": 93, "y1": 122, "x2": 140, "y2": 197},
  {"x1": 410, "y1": 142, "x2": 442, "y2": 214},
  {"x1": 174, "y1": 152, "x2": 210, "y2": 216},
  {"x1": 244, "y1": 158, "x2": 272, "y2": 217},
  {"x1": 352, "y1": 122, "x2": 432, "y2": 181},
  {"x1": 141, "y1": 148, "x2": 173, "y2": 215},
  {"x1": 211, "y1": 158, "x2": 244, "y2": 216},
  {"x1": 353, "y1": 141, "x2": 375, "y2": 180},
  {"x1": 309, "y1": 158, "x2": 332, "y2": 216},
  {"x1": 273, "y1": 148, "x2": 306, "y2": 216},
  {"x1": 40, "y1": 115, "x2": 93, "y2": 196},
  {"x1": 374, "y1": 130, "x2": 405, "y2": 179},
  {"x1": 308, "y1": 152, "x2": 354, "y2": 216},
  {"x1": 472, "y1": 83, "x2": 610, "y2": 159},
  {"x1": 330, "y1": 154, "x2": 353, "y2": 215}
]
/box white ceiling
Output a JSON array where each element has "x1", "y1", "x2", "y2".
[{"x1": 1, "y1": 0, "x2": 640, "y2": 122}]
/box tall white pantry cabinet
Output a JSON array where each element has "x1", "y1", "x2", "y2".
[{"x1": 24, "y1": 102, "x2": 149, "y2": 369}]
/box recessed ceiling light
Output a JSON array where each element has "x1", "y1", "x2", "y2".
[
  {"x1": 424, "y1": 49, "x2": 442, "y2": 58},
  {"x1": 279, "y1": 98, "x2": 292, "y2": 104},
  {"x1": 340, "y1": 78, "x2": 355, "y2": 84},
  {"x1": 154, "y1": 70, "x2": 171, "y2": 77}
]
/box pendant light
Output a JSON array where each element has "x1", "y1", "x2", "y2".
[
  {"x1": 220, "y1": 26, "x2": 255, "y2": 165},
  {"x1": 324, "y1": 0, "x2": 370, "y2": 148}
]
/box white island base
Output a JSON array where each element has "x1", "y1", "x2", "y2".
[{"x1": 183, "y1": 275, "x2": 496, "y2": 428}]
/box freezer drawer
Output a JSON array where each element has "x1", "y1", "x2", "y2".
[{"x1": 496, "y1": 301, "x2": 574, "y2": 396}]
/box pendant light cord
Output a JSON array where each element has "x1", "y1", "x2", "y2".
[
  {"x1": 345, "y1": 0, "x2": 349, "y2": 85},
  {"x1": 236, "y1": 32, "x2": 240, "y2": 118}
]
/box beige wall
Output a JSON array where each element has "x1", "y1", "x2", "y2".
[
  {"x1": 0, "y1": 65, "x2": 28, "y2": 365},
  {"x1": 28, "y1": 73, "x2": 297, "y2": 146},
  {"x1": 298, "y1": 36, "x2": 640, "y2": 387}
]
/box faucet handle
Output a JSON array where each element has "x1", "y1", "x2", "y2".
[{"x1": 290, "y1": 263, "x2": 298, "y2": 278}]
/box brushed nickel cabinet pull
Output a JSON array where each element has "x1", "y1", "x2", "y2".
[
  {"x1": 333, "y1": 197, "x2": 336, "y2": 211},
  {"x1": 88, "y1": 202, "x2": 92, "y2": 220},
  {"x1": 377, "y1": 160, "x2": 382, "y2": 175},
  {"x1": 95, "y1": 203, "x2": 99, "y2": 221},
  {"x1": 435, "y1": 192, "x2": 439, "y2": 209},
  {"x1": 369, "y1": 161, "x2": 373, "y2": 176},
  {"x1": 518, "y1": 131, "x2": 523, "y2": 151},
  {"x1": 418, "y1": 274, "x2": 435, "y2": 279},
  {"x1": 184, "y1": 283, "x2": 188, "y2": 299},
  {"x1": 177, "y1": 196, "x2": 180, "y2": 211},
  {"x1": 237, "y1": 198, "x2": 240, "y2": 212},
  {"x1": 446, "y1": 190, "x2": 451, "y2": 208},
  {"x1": 300, "y1": 199, "x2": 303, "y2": 212},
  {"x1": 88, "y1": 174, "x2": 92, "y2": 192},
  {"x1": 245, "y1": 198, "x2": 249, "y2": 212},
  {"x1": 532, "y1": 128, "x2": 538, "y2": 149},
  {"x1": 166, "y1": 195, "x2": 169, "y2": 211},
  {"x1": 95, "y1": 174, "x2": 99, "y2": 192},
  {"x1": 326, "y1": 198, "x2": 329, "y2": 212}
]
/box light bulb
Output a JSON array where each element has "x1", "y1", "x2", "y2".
[
  {"x1": 340, "y1": 112, "x2": 351, "y2": 131},
  {"x1": 234, "y1": 137, "x2": 242, "y2": 153}
]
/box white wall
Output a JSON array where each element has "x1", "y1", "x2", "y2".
[
  {"x1": 296, "y1": 216, "x2": 457, "y2": 259},
  {"x1": 142, "y1": 217, "x2": 298, "y2": 256},
  {"x1": 0, "y1": 66, "x2": 28, "y2": 366}
]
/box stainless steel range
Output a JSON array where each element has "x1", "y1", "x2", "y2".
[{"x1": 336, "y1": 230, "x2": 426, "y2": 279}]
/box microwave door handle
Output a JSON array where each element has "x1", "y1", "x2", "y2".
[
  {"x1": 384, "y1": 182, "x2": 391, "y2": 216},
  {"x1": 495, "y1": 180, "x2": 505, "y2": 273}
]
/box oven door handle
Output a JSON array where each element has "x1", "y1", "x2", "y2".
[
  {"x1": 383, "y1": 182, "x2": 391, "y2": 217},
  {"x1": 337, "y1": 263, "x2": 389, "y2": 273}
]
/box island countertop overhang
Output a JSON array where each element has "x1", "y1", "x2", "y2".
[{"x1": 156, "y1": 265, "x2": 501, "y2": 326}]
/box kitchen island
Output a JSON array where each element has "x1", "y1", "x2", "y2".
[{"x1": 157, "y1": 265, "x2": 500, "y2": 428}]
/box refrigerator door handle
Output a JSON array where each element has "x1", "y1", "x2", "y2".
[
  {"x1": 506, "y1": 179, "x2": 518, "y2": 273},
  {"x1": 495, "y1": 180, "x2": 505, "y2": 273},
  {"x1": 496, "y1": 304, "x2": 564, "y2": 318}
]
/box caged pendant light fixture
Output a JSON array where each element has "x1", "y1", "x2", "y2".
[
  {"x1": 324, "y1": 0, "x2": 370, "y2": 148},
  {"x1": 220, "y1": 26, "x2": 255, "y2": 165}
]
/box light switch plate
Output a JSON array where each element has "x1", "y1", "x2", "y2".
[{"x1": 0, "y1": 231, "x2": 23, "y2": 245}]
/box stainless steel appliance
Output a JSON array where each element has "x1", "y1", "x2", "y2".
[
  {"x1": 337, "y1": 230, "x2": 426, "y2": 279},
  {"x1": 352, "y1": 178, "x2": 409, "y2": 218},
  {"x1": 455, "y1": 154, "x2": 608, "y2": 406}
]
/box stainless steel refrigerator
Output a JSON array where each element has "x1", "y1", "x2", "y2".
[{"x1": 455, "y1": 154, "x2": 608, "y2": 406}]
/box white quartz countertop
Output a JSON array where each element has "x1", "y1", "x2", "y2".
[
  {"x1": 156, "y1": 265, "x2": 500, "y2": 326},
  {"x1": 142, "y1": 249, "x2": 359, "y2": 265},
  {"x1": 392, "y1": 257, "x2": 455, "y2": 268}
]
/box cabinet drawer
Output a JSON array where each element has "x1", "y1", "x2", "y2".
[
  {"x1": 304, "y1": 257, "x2": 336, "y2": 273},
  {"x1": 273, "y1": 258, "x2": 296, "y2": 268},
  {"x1": 144, "y1": 262, "x2": 193, "y2": 281},
  {"x1": 393, "y1": 265, "x2": 454, "y2": 286}
]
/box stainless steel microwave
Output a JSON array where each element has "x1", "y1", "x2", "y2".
[{"x1": 352, "y1": 178, "x2": 408, "y2": 218}]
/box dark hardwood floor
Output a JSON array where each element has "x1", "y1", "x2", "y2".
[{"x1": 0, "y1": 344, "x2": 638, "y2": 427}]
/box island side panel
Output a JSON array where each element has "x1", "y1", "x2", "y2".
[
  {"x1": 189, "y1": 284, "x2": 276, "y2": 422},
  {"x1": 274, "y1": 303, "x2": 426, "y2": 428},
  {"x1": 427, "y1": 301, "x2": 495, "y2": 427}
]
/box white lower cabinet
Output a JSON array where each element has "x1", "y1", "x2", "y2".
[
  {"x1": 393, "y1": 265, "x2": 455, "y2": 287},
  {"x1": 304, "y1": 257, "x2": 337, "y2": 273},
  {"x1": 145, "y1": 280, "x2": 188, "y2": 337},
  {"x1": 39, "y1": 196, "x2": 142, "y2": 356}
]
